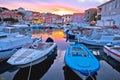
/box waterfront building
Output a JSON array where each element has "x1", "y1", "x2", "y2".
[
  {"x1": 97, "y1": 0, "x2": 120, "y2": 27},
  {"x1": 44, "y1": 16, "x2": 53, "y2": 24},
  {"x1": 72, "y1": 13, "x2": 85, "y2": 23},
  {"x1": 25, "y1": 13, "x2": 44, "y2": 24},
  {"x1": 0, "y1": 11, "x2": 23, "y2": 22},
  {"x1": 55, "y1": 16, "x2": 64, "y2": 26},
  {"x1": 62, "y1": 14, "x2": 73, "y2": 24},
  {"x1": 84, "y1": 8, "x2": 97, "y2": 22}
]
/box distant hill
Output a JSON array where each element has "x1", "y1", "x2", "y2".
[{"x1": 0, "y1": 7, "x2": 9, "y2": 12}]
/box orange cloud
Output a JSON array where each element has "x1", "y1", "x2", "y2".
[
  {"x1": 1, "y1": 2, "x2": 83, "y2": 15},
  {"x1": 49, "y1": 5, "x2": 83, "y2": 15}
]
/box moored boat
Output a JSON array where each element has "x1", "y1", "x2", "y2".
[
  {"x1": 64, "y1": 44, "x2": 100, "y2": 79},
  {"x1": 78, "y1": 34, "x2": 120, "y2": 46},
  {"x1": 103, "y1": 43, "x2": 120, "y2": 62},
  {"x1": 0, "y1": 27, "x2": 32, "y2": 60},
  {"x1": 76, "y1": 27, "x2": 120, "y2": 46},
  {"x1": 7, "y1": 38, "x2": 57, "y2": 67}
]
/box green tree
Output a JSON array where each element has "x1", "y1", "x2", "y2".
[
  {"x1": 91, "y1": 11, "x2": 97, "y2": 21},
  {"x1": 3, "y1": 18, "x2": 18, "y2": 23}
]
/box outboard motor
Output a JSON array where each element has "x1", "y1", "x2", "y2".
[{"x1": 46, "y1": 37, "x2": 54, "y2": 42}]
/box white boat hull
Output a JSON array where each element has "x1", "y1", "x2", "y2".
[
  {"x1": 7, "y1": 42, "x2": 57, "y2": 67},
  {"x1": 0, "y1": 47, "x2": 21, "y2": 60},
  {"x1": 104, "y1": 46, "x2": 120, "y2": 62},
  {"x1": 19, "y1": 55, "x2": 48, "y2": 68},
  {"x1": 79, "y1": 37, "x2": 120, "y2": 46},
  {"x1": 72, "y1": 69, "x2": 87, "y2": 80}
]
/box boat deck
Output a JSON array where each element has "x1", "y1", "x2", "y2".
[{"x1": 15, "y1": 50, "x2": 34, "y2": 62}]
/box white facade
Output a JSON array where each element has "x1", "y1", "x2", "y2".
[
  {"x1": 97, "y1": 0, "x2": 120, "y2": 27},
  {"x1": 62, "y1": 15, "x2": 72, "y2": 24}
]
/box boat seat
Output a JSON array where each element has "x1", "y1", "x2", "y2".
[{"x1": 72, "y1": 51, "x2": 91, "y2": 57}]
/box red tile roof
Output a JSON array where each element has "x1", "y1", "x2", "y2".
[
  {"x1": 88, "y1": 8, "x2": 97, "y2": 10},
  {"x1": 73, "y1": 13, "x2": 84, "y2": 15}
]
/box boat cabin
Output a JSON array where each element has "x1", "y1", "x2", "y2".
[{"x1": 1, "y1": 27, "x2": 19, "y2": 37}]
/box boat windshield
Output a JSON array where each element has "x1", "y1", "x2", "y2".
[{"x1": 24, "y1": 43, "x2": 53, "y2": 50}]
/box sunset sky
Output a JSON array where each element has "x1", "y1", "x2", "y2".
[{"x1": 0, "y1": 0, "x2": 110, "y2": 15}]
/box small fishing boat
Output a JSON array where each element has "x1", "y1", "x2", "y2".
[
  {"x1": 7, "y1": 37, "x2": 57, "y2": 67},
  {"x1": 64, "y1": 44, "x2": 100, "y2": 79},
  {"x1": 78, "y1": 34, "x2": 120, "y2": 46},
  {"x1": 104, "y1": 43, "x2": 120, "y2": 62},
  {"x1": 0, "y1": 27, "x2": 32, "y2": 60},
  {"x1": 76, "y1": 27, "x2": 120, "y2": 46}
]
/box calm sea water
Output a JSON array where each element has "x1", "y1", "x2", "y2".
[{"x1": 0, "y1": 29, "x2": 120, "y2": 80}]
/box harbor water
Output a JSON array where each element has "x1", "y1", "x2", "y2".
[{"x1": 0, "y1": 29, "x2": 120, "y2": 80}]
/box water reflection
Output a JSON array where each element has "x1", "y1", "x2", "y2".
[
  {"x1": 32, "y1": 29, "x2": 66, "y2": 41},
  {"x1": 63, "y1": 66, "x2": 82, "y2": 80},
  {"x1": 1, "y1": 29, "x2": 120, "y2": 80},
  {"x1": 102, "y1": 52, "x2": 120, "y2": 73},
  {"x1": 0, "y1": 60, "x2": 15, "y2": 74},
  {"x1": 0, "y1": 60, "x2": 18, "y2": 80},
  {"x1": 13, "y1": 51, "x2": 57, "y2": 80},
  {"x1": 63, "y1": 65, "x2": 97, "y2": 80}
]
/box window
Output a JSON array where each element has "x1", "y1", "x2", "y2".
[
  {"x1": 109, "y1": 3, "x2": 112, "y2": 10},
  {"x1": 114, "y1": 1, "x2": 119, "y2": 8},
  {"x1": 87, "y1": 11, "x2": 89, "y2": 14}
]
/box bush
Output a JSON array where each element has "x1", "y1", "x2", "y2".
[{"x1": 3, "y1": 18, "x2": 18, "y2": 23}]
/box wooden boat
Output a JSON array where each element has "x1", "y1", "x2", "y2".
[
  {"x1": 64, "y1": 44, "x2": 100, "y2": 79},
  {"x1": 7, "y1": 40, "x2": 57, "y2": 67},
  {"x1": 104, "y1": 43, "x2": 120, "y2": 62}
]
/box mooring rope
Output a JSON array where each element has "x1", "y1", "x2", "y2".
[
  {"x1": 27, "y1": 60, "x2": 32, "y2": 80},
  {"x1": 87, "y1": 68, "x2": 95, "y2": 80}
]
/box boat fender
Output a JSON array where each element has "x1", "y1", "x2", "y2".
[{"x1": 32, "y1": 42, "x2": 38, "y2": 48}]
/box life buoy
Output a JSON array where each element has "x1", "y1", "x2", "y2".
[{"x1": 32, "y1": 42, "x2": 38, "y2": 48}]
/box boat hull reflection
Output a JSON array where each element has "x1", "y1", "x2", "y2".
[{"x1": 63, "y1": 66, "x2": 97, "y2": 80}]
